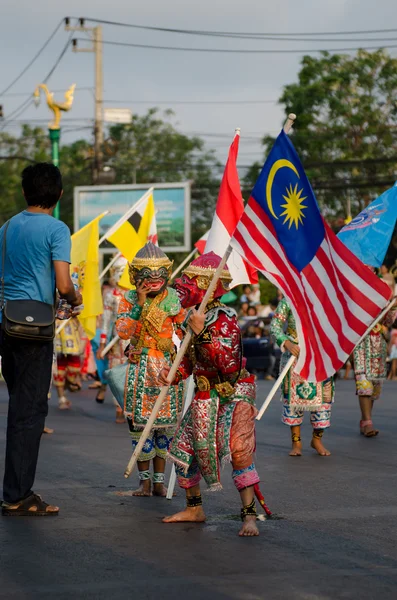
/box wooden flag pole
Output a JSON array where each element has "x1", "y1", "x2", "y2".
[
  {"x1": 166, "y1": 375, "x2": 195, "y2": 500},
  {"x1": 99, "y1": 251, "x2": 122, "y2": 282},
  {"x1": 257, "y1": 297, "x2": 396, "y2": 421},
  {"x1": 124, "y1": 244, "x2": 233, "y2": 478},
  {"x1": 253, "y1": 113, "x2": 298, "y2": 419},
  {"x1": 256, "y1": 354, "x2": 295, "y2": 421},
  {"x1": 171, "y1": 248, "x2": 198, "y2": 280}
]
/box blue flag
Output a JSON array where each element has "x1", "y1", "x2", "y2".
[
  {"x1": 250, "y1": 130, "x2": 324, "y2": 272},
  {"x1": 338, "y1": 182, "x2": 397, "y2": 267}
]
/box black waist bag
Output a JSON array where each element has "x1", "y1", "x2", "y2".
[
  {"x1": 2, "y1": 299, "x2": 55, "y2": 341},
  {"x1": 1, "y1": 220, "x2": 55, "y2": 342}
]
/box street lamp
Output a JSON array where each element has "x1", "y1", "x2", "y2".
[{"x1": 33, "y1": 83, "x2": 76, "y2": 219}]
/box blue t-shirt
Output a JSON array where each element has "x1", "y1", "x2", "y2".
[{"x1": 0, "y1": 211, "x2": 71, "y2": 319}]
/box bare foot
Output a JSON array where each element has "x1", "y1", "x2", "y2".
[
  {"x1": 43, "y1": 427, "x2": 54, "y2": 434},
  {"x1": 117, "y1": 479, "x2": 152, "y2": 497},
  {"x1": 289, "y1": 441, "x2": 302, "y2": 456},
  {"x1": 115, "y1": 408, "x2": 125, "y2": 424},
  {"x1": 163, "y1": 506, "x2": 206, "y2": 523},
  {"x1": 311, "y1": 438, "x2": 331, "y2": 456},
  {"x1": 153, "y1": 483, "x2": 169, "y2": 497},
  {"x1": 239, "y1": 515, "x2": 259, "y2": 537},
  {"x1": 58, "y1": 397, "x2": 71, "y2": 410}
]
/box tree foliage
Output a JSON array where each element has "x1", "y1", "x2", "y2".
[
  {"x1": 248, "y1": 50, "x2": 397, "y2": 224},
  {"x1": 0, "y1": 110, "x2": 220, "y2": 241}
]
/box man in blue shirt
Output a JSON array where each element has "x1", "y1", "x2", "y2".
[{"x1": 0, "y1": 163, "x2": 82, "y2": 516}]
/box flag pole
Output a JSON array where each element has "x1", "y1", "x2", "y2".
[
  {"x1": 124, "y1": 244, "x2": 233, "y2": 478},
  {"x1": 256, "y1": 296, "x2": 396, "y2": 421},
  {"x1": 166, "y1": 375, "x2": 195, "y2": 500},
  {"x1": 99, "y1": 251, "x2": 122, "y2": 281},
  {"x1": 98, "y1": 187, "x2": 154, "y2": 246},
  {"x1": 170, "y1": 248, "x2": 197, "y2": 280}
]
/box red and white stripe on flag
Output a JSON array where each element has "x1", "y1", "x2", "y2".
[
  {"x1": 201, "y1": 131, "x2": 257, "y2": 287},
  {"x1": 194, "y1": 231, "x2": 208, "y2": 255},
  {"x1": 231, "y1": 198, "x2": 392, "y2": 382}
]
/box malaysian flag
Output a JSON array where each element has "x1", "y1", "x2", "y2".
[{"x1": 230, "y1": 130, "x2": 392, "y2": 382}]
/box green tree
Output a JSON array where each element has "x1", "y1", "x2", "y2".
[
  {"x1": 105, "y1": 108, "x2": 220, "y2": 241},
  {"x1": 0, "y1": 125, "x2": 50, "y2": 224},
  {"x1": 247, "y1": 50, "x2": 397, "y2": 223}
]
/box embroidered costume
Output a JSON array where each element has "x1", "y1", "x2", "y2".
[
  {"x1": 169, "y1": 253, "x2": 261, "y2": 496},
  {"x1": 271, "y1": 298, "x2": 334, "y2": 429},
  {"x1": 100, "y1": 257, "x2": 129, "y2": 371},
  {"x1": 353, "y1": 309, "x2": 397, "y2": 400},
  {"x1": 54, "y1": 317, "x2": 82, "y2": 409},
  {"x1": 270, "y1": 298, "x2": 335, "y2": 448},
  {"x1": 113, "y1": 243, "x2": 186, "y2": 489}
]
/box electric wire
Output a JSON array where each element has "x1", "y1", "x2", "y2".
[
  {"x1": 0, "y1": 32, "x2": 74, "y2": 131},
  {"x1": 0, "y1": 19, "x2": 64, "y2": 97},
  {"x1": 76, "y1": 18, "x2": 397, "y2": 39},
  {"x1": 77, "y1": 38, "x2": 397, "y2": 54}
]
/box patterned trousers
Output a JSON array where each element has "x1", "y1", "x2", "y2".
[
  {"x1": 128, "y1": 419, "x2": 175, "y2": 462},
  {"x1": 282, "y1": 400, "x2": 332, "y2": 429}
]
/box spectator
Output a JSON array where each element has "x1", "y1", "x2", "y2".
[
  {"x1": 388, "y1": 321, "x2": 397, "y2": 380},
  {"x1": 258, "y1": 298, "x2": 279, "y2": 318},
  {"x1": 240, "y1": 285, "x2": 252, "y2": 304},
  {"x1": 238, "y1": 302, "x2": 249, "y2": 327},
  {"x1": 0, "y1": 163, "x2": 82, "y2": 517},
  {"x1": 248, "y1": 284, "x2": 261, "y2": 306},
  {"x1": 379, "y1": 264, "x2": 395, "y2": 294}
]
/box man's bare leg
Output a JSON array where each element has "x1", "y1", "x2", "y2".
[
  {"x1": 290, "y1": 425, "x2": 302, "y2": 456},
  {"x1": 163, "y1": 484, "x2": 206, "y2": 523},
  {"x1": 311, "y1": 429, "x2": 331, "y2": 456},
  {"x1": 117, "y1": 461, "x2": 152, "y2": 496},
  {"x1": 239, "y1": 485, "x2": 259, "y2": 537},
  {"x1": 153, "y1": 457, "x2": 168, "y2": 497}
]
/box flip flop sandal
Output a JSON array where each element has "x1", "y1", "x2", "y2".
[
  {"x1": 2, "y1": 493, "x2": 59, "y2": 517},
  {"x1": 360, "y1": 420, "x2": 379, "y2": 437}
]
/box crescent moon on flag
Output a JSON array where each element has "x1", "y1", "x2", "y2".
[{"x1": 266, "y1": 159, "x2": 300, "y2": 219}]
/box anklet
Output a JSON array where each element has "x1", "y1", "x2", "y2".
[
  {"x1": 291, "y1": 433, "x2": 301, "y2": 443},
  {"x1": 153, "y1": 472, "x2": 165, "y2": 484},
  {"x1": 241, "y1": 498, "x2": 257, "y2": 521},
  {"x1": 312, "y1": 429, "x2": 324, "y2": 439},
  {"x1": 138, "y1": 470, "x2": 151, "y2": 481},
  {"x1": 187, "y1": 495, "x2": 202, "y2": 508}
]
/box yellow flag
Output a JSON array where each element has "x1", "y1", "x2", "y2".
[
  {"x1": 71, "y1": 213, "x2": 106, "y2": 339},
  {"x1": 109, "y1": 194, "x2": 157, "y2": 289}
]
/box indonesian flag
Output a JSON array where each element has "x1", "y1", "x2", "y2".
[
  {"x1": 203, "y1": 131, "x2": 257, "y2": 287},
  {"x1": 194, "y1": 231, "x2": 209, "y2": 255}
]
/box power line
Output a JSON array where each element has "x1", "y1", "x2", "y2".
[
  {"x1": 77, "y1": 18, "x2": 397, "y2": 39},
  {"x1": 78, "y1": 37, "x2": 397, "y2": 55},
  {"x1": 1, "y1": 33, "x2": 74, "y2": 130},
  {"x1": 1, "y1": 87, "x2": 93, "y2": 98},
  {"x1": 103, "y1": 99, "x2": 277, "y2": 105},
  {"x1": 0, "y1": 19, "x2": 64, "y2": 97}
]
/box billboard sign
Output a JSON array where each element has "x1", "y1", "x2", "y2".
[{"x1": 74, "y1": 182, "x2": 191, "y2": 253}]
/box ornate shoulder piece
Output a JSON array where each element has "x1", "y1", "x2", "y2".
[
  {"x1": 205, "y1": 304, "x2": 237, "y2": 328},
  {"x1": 158, "y1": 287, "x2": 182, "y2": 317}
]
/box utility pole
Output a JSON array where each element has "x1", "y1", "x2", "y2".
[{"x1": 65, "y1": 18, "x2": 103, "y2": 183}]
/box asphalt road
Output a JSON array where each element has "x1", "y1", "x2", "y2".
[{"x1": 0, "y1": 377, "x2": 396, "y2": 600}]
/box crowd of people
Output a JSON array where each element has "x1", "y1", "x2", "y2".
[{"x1": 0, "y1": 162, "x2": 395, "y2": 539}]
